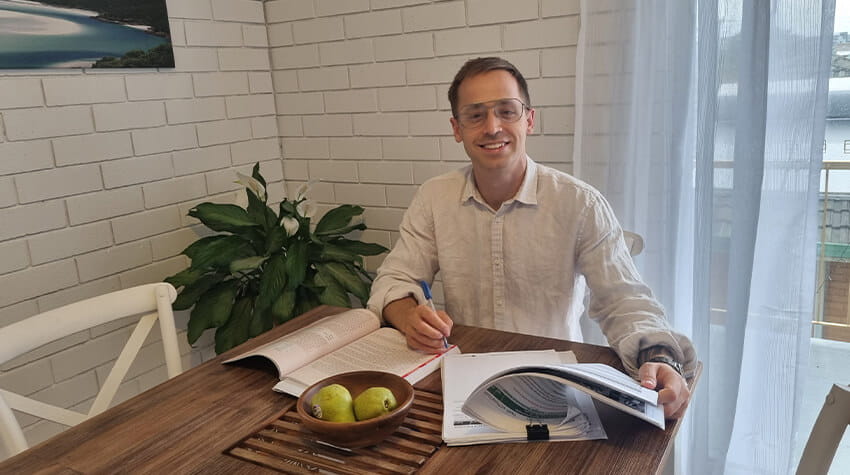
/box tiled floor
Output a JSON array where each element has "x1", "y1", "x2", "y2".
[{"x1": 793, "y1": 337, "x2": 849, "y2": 474}]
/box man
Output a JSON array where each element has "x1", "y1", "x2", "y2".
[{"x1": 367, "y1": 57, "x2": 695, "y2": 418}]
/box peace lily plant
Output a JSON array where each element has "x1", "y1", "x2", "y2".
[{"x1": 165, "y1": 163, "x2": 388, "y2": 353}]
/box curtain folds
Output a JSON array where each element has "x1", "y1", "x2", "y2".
[{"x1": 574, "y1": 1, "x2": 835, "y2": 473}]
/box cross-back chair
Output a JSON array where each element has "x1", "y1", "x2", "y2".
[{"x1": 0, "y1": 283, "x2": 182, "y2": 459}]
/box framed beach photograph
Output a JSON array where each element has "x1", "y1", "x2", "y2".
[{"x1": 0, "y1": 0, "x2": 173, "y2": 69}]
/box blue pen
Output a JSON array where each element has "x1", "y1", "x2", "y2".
[{"x1": 419, "y1": 280, "x2": 449, "y2": 349}]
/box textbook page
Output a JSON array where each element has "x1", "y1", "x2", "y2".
[
  {"x1": 274, "y1": 327, "x2": 460, "y2": 397},
  {"x1": 224, "y1": 308, "x2": 380, "y2": 377},
  {"x1": 441, "y1": 350, "x2": 605, "y2": 446}
]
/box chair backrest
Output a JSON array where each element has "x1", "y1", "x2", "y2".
[
  {"x1": 0, "y1": 283, "x2": 182, "y2": 459},
  {"x1": 623, "y1": 230, "x2": 645, "y2": 257},
  {"x1": 796, "y1": 383, "x2": 850, "y2": 475}
]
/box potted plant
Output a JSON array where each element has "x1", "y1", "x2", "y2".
[{"x1": 165, "y1": 163, "x2": 388, "y2": 353}]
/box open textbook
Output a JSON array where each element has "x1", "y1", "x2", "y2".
[
  {"x1": 461, "y1": 361, "x2": 665, "y2": 442},
  {"x1": 441, "y1": 351, "x2": 607, "y2": 446},
  {"x1": 224, "y1": 308, "x2": 459, "y2": 397}
]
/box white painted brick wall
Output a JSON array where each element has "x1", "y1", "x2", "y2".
[
  {"x1": 0, "y1": 177, "x2": 15, "y2": 208},
  {"x1": 5, "y1": 106, "x2": 94, "y2": 140},
  {"x1": 319, "y1": 39, "x2": 375, "y2": 66},
  {"x1": 15, "y1": 164, "x2": 103, "y2": 203},
  {"x1": 66, "y1": 188, "x2": 144, "y2": 226},
  {"x1": 43, "y1": 76, "x2": 127, "y2": 106},
  {"x1": 165, "y1": 97, "x2": 227, "y2": 124},
  {"x1": 125, "y1": 74, "x2": 194, "y2": 101},
  {"x1": 0, "y1": 140, "x2": 54, "y2": 174},
  {"x1": 94, "y1": 102, "x2": 167, "y2": 132},
  {"x1": 28, "y1": 222, "x2": 113, "y2": 266},
  {"x1": 53, "y1": 132, "x2": 134, "y2": 165},
  {"x1": 0, "y1": 201, "x2": 67, "y2": 241},
  {"x1": 0, "y1": 79, "x2": 44, "y2": 109},
  {"x1": 1, "y1": 0, "x2": 579, "y2": 450},
  {"x1": 0, "y1": 240, "x2": 29, "y2": 275},
  {"x1": 346, "y1": 10, "x2": 402, "y2": 38},
  {"x1": 402, "y1": 2, "x2": 466, "y2": 32}
]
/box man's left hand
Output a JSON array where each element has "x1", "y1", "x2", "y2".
[{"x1": 638, "y1": 363, "x2": 690, "y2": 419}]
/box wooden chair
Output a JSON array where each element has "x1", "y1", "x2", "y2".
[
  {"x1": 796, "y1": 383, "x2": 850, "y2": 475},
  {"x1": 0, "y1": 283, "x2": 183, "y2": 459},
  {"x1": 579, "y1": 230, "x2": 645, "y2": 346}
]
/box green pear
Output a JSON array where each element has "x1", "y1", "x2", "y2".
[
  {"x1": 310, "y1": 384, "x2": 356, "y2": 423},
  {"x1": 353, "y1": 386, "x2": 398, "y2": 421}
]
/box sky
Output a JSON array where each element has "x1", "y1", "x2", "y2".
[{"x1": 838, "y1": 0, "x2": 850, "y2": 33}]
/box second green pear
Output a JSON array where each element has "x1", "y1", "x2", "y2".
[{"x1": 353, "y1": 386, "x2": 398, "y2": 421}]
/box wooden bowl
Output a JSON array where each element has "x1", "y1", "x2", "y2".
[{"x1": 296, "y1": 371, "x2": 415, "y2": 449}]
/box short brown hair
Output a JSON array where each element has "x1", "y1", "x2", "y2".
[{"x1": 447, "y1": 57, "x2": 531, "y2": 117}]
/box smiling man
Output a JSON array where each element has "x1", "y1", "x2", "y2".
[{"x1": 367, "y1": 57, "x2": 696, "y2": 419}]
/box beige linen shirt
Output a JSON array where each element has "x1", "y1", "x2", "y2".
[{"x1": 367, "y1": 158, "x2": 696, "y2": 376}]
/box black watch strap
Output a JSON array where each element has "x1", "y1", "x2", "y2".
[{"x1": 638, "y1": 345, "x2": 684, "y2": 376}]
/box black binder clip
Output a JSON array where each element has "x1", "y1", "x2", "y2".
[{"x1": 526, "y1": 423, "x2": 549, "y2": 441}]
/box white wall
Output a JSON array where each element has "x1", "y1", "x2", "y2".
[
  {"x1": 266, "y1": 0, "x2": 580, "y2": 277},
  {"x1": 0, "y1": 0, "x2": 580, "y2": 453},
  {"x1": 0, "y1": 0, "x2": 281, "y2": 451}
]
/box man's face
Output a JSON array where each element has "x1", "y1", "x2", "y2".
[{"x1": 450, "y1": 70, "x2": 535, "y2": 174}]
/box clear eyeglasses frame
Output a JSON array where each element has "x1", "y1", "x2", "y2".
[{"x1": 455, "y1": 98, "x2": 530, "y2": 129}]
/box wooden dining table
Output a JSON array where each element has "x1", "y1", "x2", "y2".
[{"x1": 0, "y1": 305, "x2": 699, "y2": 474}]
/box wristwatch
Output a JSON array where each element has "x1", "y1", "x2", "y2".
[{"x1": 638, "y1": 345, "x2": 684, "y2": 376}]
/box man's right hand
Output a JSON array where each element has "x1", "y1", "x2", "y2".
[{"x1": 383, "y1": 297, "x2": 453, "y2": 353}]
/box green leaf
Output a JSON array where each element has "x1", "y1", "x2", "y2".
[
  {"x1": 328, "y1": 238, "x2": 389, "y2": 256},
  {"x1": 187, "y1": 281, "x2": 237, "y2": 344},
  {"x1": 317, "y1": 262, "x2": 369, "y2": 302},
  {"x1": 314, "y1": 205, "x2": 363, "y2": 235},
  {"x1": 189, "y1": 203, "x2": 257, "y2": 232},
  {"x1": 265, "y1": 225, "x2": 286, "y2": 255},
  {"x1": 164, "y1": 267, "x2": 205, "y2": 289},
  {"x1": 319, "y1": 284, "x2": 351, "y2": 307},
  {"x1": 294, "y1": 288, "x2": 321, "y2": 316},
  {"x1": 246, "y1": 189, "x2": 269, "y2": 227},
  {"x1": 254, "y1": 253, "x2": 287, "y2": 315},
  {"x1": 271, "y1": 288, "x2": 297, "y2": 324},
  {"x1": 314, "y1": 222, "x2": 366, "y2": 237},
  {"x1": 279, "y1": 200, "x2": 296, "y2": 217},
  {"x1": 318, "y1": 244, "x2": 362, "y2": 266},
  {"x1": 172, "y1": 273, "x2": 224, "y2": 310},
  {"x1": 251, "y1": 162, "x2": 267, "y2": 189},
  {"x1": 248, "y1": 306, "x2": 273, "y2": 338},
  {"x1": 284, "y1": 240, "x2": 308, "y2": 290},
  {"x1": 316, "y1": 267, "x2": 351, "y2": 307},
  {"x1": 213, "y1": 296, "x2": 254, "y2": 354},
  {"x1": 184, "y1": 235, "x2": 254, "y2": 270},
  {"x1": 229, "y1": 256, "x2": 267, "y2": 274}
]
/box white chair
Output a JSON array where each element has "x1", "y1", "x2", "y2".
[
  {"x1": 796, "y1": 383, "x2": 850, "y2": 475},
  {"x1": 623, "y1": 230, "x2": 644, "y2": 256},
  {"x1": 0, "y1": 283, "x2": 183, "y2": 459},
  {"x1": 579, "y1": 230, "x2": 645, "y2": 346}
]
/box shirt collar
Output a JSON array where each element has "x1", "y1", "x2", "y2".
[{"x1": 461, "y1": 156, "x2": 539, "y2": 207}]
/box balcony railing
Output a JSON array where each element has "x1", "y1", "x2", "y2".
[{"x1": 815, "y1": 160, "x2": 850, "y2": 340}]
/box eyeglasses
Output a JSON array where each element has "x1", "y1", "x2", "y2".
[{"x1": 456, "y1": 98, "x2": 529, "y2": 128}]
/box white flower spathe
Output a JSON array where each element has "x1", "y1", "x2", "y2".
[
  {"x1": 297, "y1": 199, "x2": 317, "y2": 219},
  {"x1": 295, "y1": 180, "x2": 318, "y2": 201},
  {"x1": 234, "y1": 172, "x2": 266, "y2": 202},
  {"x1": 282, "y1": 216, "x2": 300, "y2": 236}
]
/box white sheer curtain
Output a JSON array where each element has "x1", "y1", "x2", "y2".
[{"x1": 574, "y1": 1, "x2": 834, "y2": 474}]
